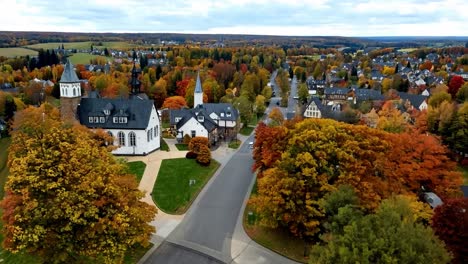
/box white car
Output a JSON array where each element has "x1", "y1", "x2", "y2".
[{"x1": 249, "y1": 141, "x2": 254, "y2": 149}]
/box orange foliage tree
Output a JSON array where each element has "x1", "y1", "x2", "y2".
[{"x1": 162, "y1": 96, "x2": 187, "y2": 110}]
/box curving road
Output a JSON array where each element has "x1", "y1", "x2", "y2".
[{"x1": 144, "y1": 140, "x2": 256, "y2": 263}]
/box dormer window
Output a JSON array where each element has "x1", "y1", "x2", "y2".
[
  {"x1": 119, "y1": 117, "x2": 127, "y2": 123},
  {"x1": 197, "y1": 115, "x2": 204, "y2": 122},
  {"x1": 103, "y1": 109, "x2": 110, "y2": 116},
  {"x1": 89, "y1": 117, "x2": 93, "y2": 123},
  {"x1": 220, "y1": 113, "x2": 225, "y2": 117},
  {"x1": 94, "y1": 117, "x2": 99, "y2": 123},
  {"x1": 99, "y1": 117, "x2": 105, "y2": 123},
  {"x1": 226, "y1": 112, "x2": 231, "y2": 117},
  {"x1": 175, "y1": 117, "x2": 181, "y2": 122},
  {"x1": 113, "y1": 117, "x2": 118, "y2": 123}
]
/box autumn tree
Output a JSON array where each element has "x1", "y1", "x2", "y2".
[
  {"x1": 446, "y1": 102, "x2": 468, "y2": 154},
  {"x1": 188, "y1": 136, "x2": 209, "y2": 154},
  {"x1": 311, "y1": 197, "x2": 451, "y2": 264},
  {"x1": 456, "y1": 82, "x2": 468, "y2": 102},
  {"x1": 432, "y1": 198, "x2": 468, "y2": 264},
  {"x1": 150, "y1": 78, "x2": 168, "y2": 108},
  {"x1": 162, "y1": 96, "x2": 187, "y2": 110},
  {"x1": 196, "y1": 144, "x2": 211, "y2": 166},
  {"x1": 377, "y1": 101, "x2": 407, "y2": 133},
  {"x1": 254, "y1": 95, "x2": 266, "y2": 117},
  {"x1": 297, "y1": 82, "x2": 309, "y2": 104},
  {"x1": 1, "y1": 104, "x2": 156, "y2": 263},
  {"x1": 268, "y1": 107, "x2": 284, "y2": 126},
  {"x1": 448, "y1": 75, "x2": 465, "y2": 99}
]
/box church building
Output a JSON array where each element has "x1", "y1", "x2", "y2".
[{"x1": 60, "y1": 60, "x2": 160, "y2": 155}]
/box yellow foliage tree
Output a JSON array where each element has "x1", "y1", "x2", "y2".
[{"x1": 1, "y1": 104, "x2": 156, "y2": 263}]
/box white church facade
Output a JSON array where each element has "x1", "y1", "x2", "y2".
[{"x1": 60, "y1": 60, "x2": 160, "y2": 155}]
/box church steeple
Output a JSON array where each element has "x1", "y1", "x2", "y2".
[
  {"x1": 194, "y1": 71, "x2": 203, "y2": 108},
  {"x1": 59, "y1": 59, "x2": 81, "y2": 121},
  {"x1": 129, "y1": 62, "x2": 141, "y2": 95}
]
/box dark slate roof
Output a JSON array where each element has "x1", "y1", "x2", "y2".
[
  {"x1": 61, "y1": 60, "x2": 79, "y2": 83},
  {"x1": 196, "y1": 103, "x2": 238, "y2": 121},
  {"x1": 355, "y1": 89, "x2": 384, "y2": 101},
  {"x1": 78, "y1": 97, "x2": 155, "y2": 129},
  {"x1": 195, "y1": 71, "x2": 203, "y2": 93},
  {"x1": 304, "y1": 97, "x2": 325, "y2": 113},
  {"x1": 173, "y1": 108, "x2": 217, "y2": 132},
  {"x1": 325, "y1": 87, "x2": 349, "y2": 95},
  {"x1": 398, "y1": 92, "x2": 427, "y2": 108}
]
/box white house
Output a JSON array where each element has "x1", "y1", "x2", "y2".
[
  {"x1": 303, "y1": 97, "x2": 323, "y2": 118},
  {"x1": 60, "y1": 60, "x2": 160, "y2": 155},
  {"x1": 170, "y1": 72, "x2": 238, "y2": 143},
  {"x1": 398, "y1": 92, "x2": 428, "y2": 111}
]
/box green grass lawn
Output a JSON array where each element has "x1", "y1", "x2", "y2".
[
  {"x1": 126, "y1": 161, "x2": 146, "y2": 183},
  {"x1": 243, "y1": 179, "x2": 309, "y2": 263},
  {"x1": 25, "y1": 41, "x2": 136, "y2": 50},
  {"x1": 175, "y1": 143, "x2": 189, "y2": 151},
  {"x1": 160, "y1": 139, "x2": 169, "y2": 151},
  {"x1": 228, "y1": 139, "x2": 241, "y2": 149},
  {"x1": 68, "y1": 53, "x2": 112, "y2": 65},
  {"x1": 0, "y1": 137, "x2": 11, "y2": 199},
  {"x1": 152, "y1": 158, "x2": 220, "y2": 214},
  {"x1": 239, "y1": 126, "x2": 255, "y2": 136},
  {"x1": 0, "y1": 47, "x2": 38, "y2": 57}
]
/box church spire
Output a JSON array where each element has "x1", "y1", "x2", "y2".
[
  {"x1": 194, "y1": 71, "x2": 203, "y2": 108},
  {"x1": 129, "y1": 61, "x2": 141, "y2": 95}
]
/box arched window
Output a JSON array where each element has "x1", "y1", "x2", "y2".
[
  {"x1": 129, "y1": 132, "x2": 136, "y2": 147},
  {"x1": 154, "y1": 126, "x2": 158, "y2": 137},
  {"x1": 73, "y1": 88, "x2": 76, "y2": 96},
  {"x1": 150, "y1": 128, "x2": 153, "y2": 140},
  {"x1": 118, "y1": 131, "x2": 125, "y2": 146},
  {"x1": 156, "y1": 125, "x2": 159, "y2": 137},
  {"x1": 147, "y1": 130, "x2": 151, "y2": 142},
  {"x1": 107, "y1": 131, "x2": 114, "y2": 145}
]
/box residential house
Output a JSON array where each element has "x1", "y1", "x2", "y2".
[
  {"x1": 303, "y1": 97, "x2": 325, "y2": 118},
  {"x1": 398, "y1": 92, "x2": 428, "y2": 111},
  {"x1": 170, "y1": 72, "x2": 239, "y2": 144}
]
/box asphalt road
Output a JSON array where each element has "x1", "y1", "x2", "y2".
[
  {"x1": 269, "y1": 70, "x2": 298, "y2": 120},
  {"x1": 145, "y1": 138, "x2": 255, "y2": 263}
]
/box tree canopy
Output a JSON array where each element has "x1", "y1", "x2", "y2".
[{"x1": 0, "y1": 104, "x2": 157, "y2": 263}]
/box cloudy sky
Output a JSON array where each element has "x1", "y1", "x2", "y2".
[{"x1": 1, "y1": 0, "x2": 467, "y2": 36}]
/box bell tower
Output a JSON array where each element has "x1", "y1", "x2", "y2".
[{"x1": 60, "y1": 59, "x2": 81, "y2": 121}]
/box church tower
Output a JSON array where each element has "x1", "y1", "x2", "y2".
[
  {"x1": 60, "y1": 59, "x2": 81, "y2": 121},
  {"x1": 194, "y1": 71, "x2": 203, "y2": 108},
  {"x1": 129, "y1": 62, "x2": 141, "y2": 96}
]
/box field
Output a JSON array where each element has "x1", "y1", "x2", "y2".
[
  {"x1": 68, "y1": 53, "x2": 112, "y2": 65},
  {"x1": 25, "y1": 41, "x2": 136, "y2": 50},
  {"x1": 0, "y1": 47, "x2": 38, "y2": 57},
  {"x1": 398, "y1": 48, "x2": 418, "y2": 53}
]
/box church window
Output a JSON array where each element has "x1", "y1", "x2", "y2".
[
  {"x1": 118, "y1": 131, "x2": 125, "y2": 146},
  {"x1": 150, "y1": 128, "x2": 153, "y2": 140},
  {"x1": 129, "y1": 132, "x2": 136, "y2": 147},
  {"x1": 73, "y1": 88, "x2": 76, "y2": 96},
  {"x1": 155, "y1": 126, "x2": 158, "y2": 137},
  {"x1": 107, "y1": 132, "x2": 114, "y2": 145},
  {"x1": 147, "y1": 130, "x2": 151, "y2": 142}
]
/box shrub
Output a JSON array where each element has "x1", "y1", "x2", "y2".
[
  {"x1": 186, "y1": 151, "x2": 197, "y2": 159},
  {"x1": 196, "y1": 145, "x2": 211, "y2": 166},
  {"x1": 183, "y1": 134, "x2": 192, "y2": 144},
  {"x1": 189, "y1": 136, "x2": 209, "y2": 154}
]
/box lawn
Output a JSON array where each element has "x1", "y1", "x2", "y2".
[
  {"x1": 126, "y1": 161, "x2": 146, "y2": 183},
  {"x1": 152, "y1": 158, "x2": 220, "y2": 214},
  {"x1": 243, "y1": 179, "x2": 309, "y2": 263},
  {"x1": 160, "y1": 139, "x2": 169, "y2": 151},
  {"x1": 0, "y1": 47, "x2": 38, "y2": 57},
  {"x1": 239, "y1": 126, "x2": 255, "y2": 136},
  {"x1": 68, "y1": 53, "x2": 112, "y2": 65},
  {"x1": 0, "y1": 137, "x2": 11, "y2": 199},
  {"x1": 228, "y1": 139, "x2": 241, "y2": 149},
  {"x1": 25, "y1": 41, "x2": 136, "y2": 50},
  {"x1": 175, "y1": 143, "x2": 189, "y2": 151}
]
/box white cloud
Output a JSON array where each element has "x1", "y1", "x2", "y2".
[{"x1": 0, "y1": 0, "x2": 466, "y2": 36}]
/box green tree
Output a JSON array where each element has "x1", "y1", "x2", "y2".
[
  {"x1": 297, "y1": 82, "x2": 309, "y2": 104},
  {"x1": 310, "y1": 197, "x2": 451, "y2": 264},
  {"x1": 254, "y1": 95, "x2": 266, "y2": 117},
  {"x1": 234, "y1": 95, "x2": 253, "y2": 126},
  {"x1": 457, "y1": 82, "x2": 468, "y2": 102},
  {"x1": 1, "y1": 105, "x2": 156, "y2": 263}
]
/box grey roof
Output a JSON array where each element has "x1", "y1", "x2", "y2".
[
  {"x1": 423, "y1": 192, "x2": 443, "y2": 208},
  {"x1": 355, "y1": 89, "x2": 384, "y2": 101},
  {"x1": 194, "y1": 71, "x2": 203, "y2": 93},
  {"x1": 325, "y1": 87, "x2": 349, "y2": 95},
  {"x1": 169, "y1": 103, "x2": 238, "y2": 131},
  {"x1": 398, "y1": 92, "x2": 427, "y2": 108},
  {"x1": 61, "y1": 60, "x2": 80, "y2": 83},
  {"x1": 304, "y1": 97, "x2": 325, "y2": 114},
  {"x1": 78, "y1": 97, "x2": 155, "y2": 129}
]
